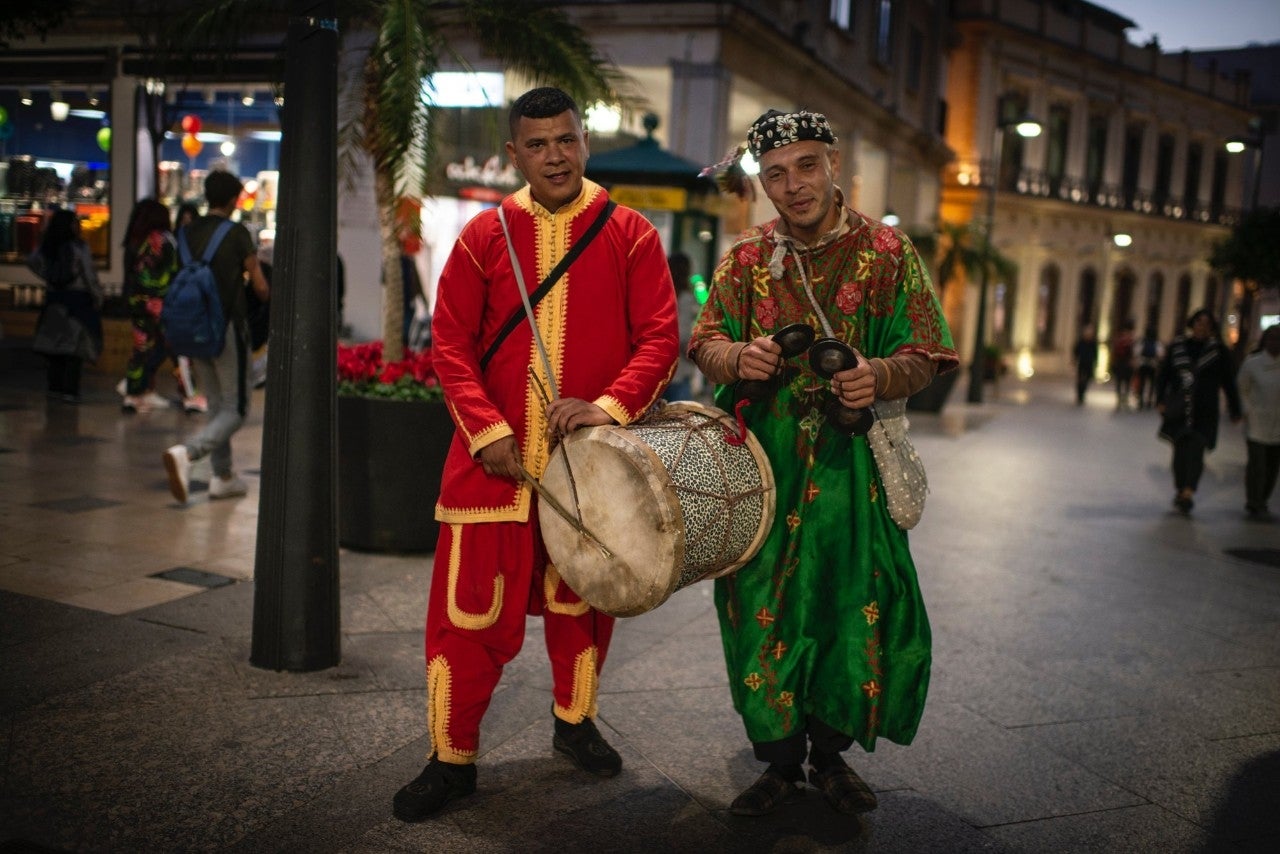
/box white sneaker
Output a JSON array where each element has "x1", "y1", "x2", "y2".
[
  {"x1": 209, "y1": 474, "x2": 248, "y2": 500},
  {"x1": 143, "y1": 392, "x2": 171, "y2": 410},
  {"x1": 115, "y1": 378, "x2": 127, "y2": 397},
  {"x1": 163, "y1": 445, "x2": 191, "y2": 504},
  {"x1": 183, "y1": 394, "x2": 208, "y2": 414}
]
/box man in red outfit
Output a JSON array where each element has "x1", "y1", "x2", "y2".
[{"x1": 393, "y1": 87, "x2": 680, "y2": 822}]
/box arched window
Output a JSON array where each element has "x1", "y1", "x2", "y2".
[
  {"x1": 1111, "y1": 268, "x2": 1137, "y2": 333},
  {"x1": 1204, "y1": 275, "x2": 1220, "y2": 320},
  {"x1": 1078, "y1": 268, "x2": 1098, "y2": 332},
  {"x1": 1174, "y1": 274, "x2": 1192, "y2": 335},
  {"x1": 1037, "y1": 264, "x2": 1060, "y2": 350},
  {"x1": 1146, "y1": 272, "x2": 1164, "y2": 332}
]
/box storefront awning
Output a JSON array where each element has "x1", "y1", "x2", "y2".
[{"x1": 586, "y1": 117, "x2": 714, "y2": 195}]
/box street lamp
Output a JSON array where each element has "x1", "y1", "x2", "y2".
[
  {"x1": 1225, "y1": 117, "x2": 1267, "y2": 210},
  {"x1": 967, "y1": 103, "x2": 1042, "y2": 404}
]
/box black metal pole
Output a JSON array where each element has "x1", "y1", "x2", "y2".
[
  {"x1": 967, "y1": 126, "x2": 1004, "y2": 405},
  {"x1": 250, "y1": 1, "x2": 340, "y2": 671}
]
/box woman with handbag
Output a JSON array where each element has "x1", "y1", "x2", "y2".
[
  {"x1": 1156, "y1": 308, "x2": 1242, "y2": 514},
  {"x1": 28, "y1": 209, "x2": 104, "y2": 403}
]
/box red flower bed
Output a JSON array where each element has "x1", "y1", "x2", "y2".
[{"x1": 337, "y1": 341, "x2": 443, "y2": 401}]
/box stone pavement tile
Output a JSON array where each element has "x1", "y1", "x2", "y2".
[
  {"x1": 345, "y1": 630, "x2": 426, "y2": 692},
  {"x1": 359, "y1": 569, "x2": 432, "y2": 632},
  {"x1": 224, "y1": 636, "x2": 383, "y2": 699},
  {"x1": 0, "y1": 558, "x2": 127, "y2": 601},
  {"x1": 882, "y1": 702, "x2": 1145, "y2": 827},
  {"x1": 0, "y1": 599, "x2": 211, "y2": 715},
  {"x1": 56, "y1": 575, "x2": 206, "y2": 615},
  {"x1": 132, "y1": 576, "x2": 254, "y2": 638},
  {"x1": 343, "y1": 589, "x2": 403, "y2": 634},
  {"x1": 984, "y1": 803, "x2": 1208, "y2": 853},
  {"x1": 1027, "y1": 715, "x2": 1280, "y2": 835},
  {"x1": 604, "y1": 611, "x2": 729, "y2": 694},
  {"x1": 1037, "y1": 654, "x2": 1280, "y2": 741},
  {"x1": 0, "y1": 590, "x2": 100, "y2": 649},
  {"x1": 928, "y1": 634, "x2": 1140, "y2": 727}
]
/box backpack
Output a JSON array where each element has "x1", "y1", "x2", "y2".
[{"x1": 162, "y1": 220, "x2": 234, "y2": 358}]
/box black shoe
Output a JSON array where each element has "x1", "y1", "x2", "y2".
[
  {"x1": 730, "y1": 765, "x2": 805, "y2": 816},
  {"x1": 553, "y1": 716, "x2": 622, "y2": 777},
  {"x1": 808, "y1": 756, "x2": 878, "y2": 814},
  {"x1": 1174, "y1": 494, "x2": 1193, "y2": 514},
  {"x1": 392, "y1": 756, "x2": 477, "y2": 822}
]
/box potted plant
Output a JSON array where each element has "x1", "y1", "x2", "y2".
[{"x1": 337, "y1": 341, "x2": 452, "y2": 552}]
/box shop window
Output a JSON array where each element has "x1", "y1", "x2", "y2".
[{"x1": 1, "y1": 86, "x2": 112, "y2": 268}]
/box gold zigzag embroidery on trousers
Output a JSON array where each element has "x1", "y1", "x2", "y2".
[
  {"x1": 427, "y1": 655, "x2": 475, "y2": 764},
  {"x1": 554, "y1": 646, "x2": 600, "y2": 723},
  {"x1": 446, "y1": 523, "x2": 503, "y2": 630}
]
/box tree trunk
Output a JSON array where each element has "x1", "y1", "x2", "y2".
[{"x1": 375, "y1": 168, "x2": 404, "y2": 362}]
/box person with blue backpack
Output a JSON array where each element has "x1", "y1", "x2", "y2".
[{"x1": 162, "y1": 170, "x2": 270, "y2": 504}]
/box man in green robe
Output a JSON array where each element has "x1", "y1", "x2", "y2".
[{"x1": 690, "y1": 109, "x2": 957, "y2": 817}]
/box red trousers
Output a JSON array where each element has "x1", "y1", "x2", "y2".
[{"x1": 424, "y1": 515, "x2": 616, "y2": 764}]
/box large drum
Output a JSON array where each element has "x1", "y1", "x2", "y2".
[{"x1": 539, "y1": 401, "x2": 775, "y2": 617}]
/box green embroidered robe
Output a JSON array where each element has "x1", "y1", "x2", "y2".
[{"x1": 690, "y1": 210, "x2": 957, "y2": 750}]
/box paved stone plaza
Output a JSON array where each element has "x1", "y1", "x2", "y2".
[{"x1": 1, "y1": 363, "x2": 1277, "y2": 852}]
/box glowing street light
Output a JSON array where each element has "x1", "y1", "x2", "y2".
[{"x1": 967, "y1": 99, "x2": 1042, "y2": 404}]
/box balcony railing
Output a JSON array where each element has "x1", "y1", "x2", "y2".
[{"x1": 944, "y1": 159, "x2": 1241, "y2": 226}]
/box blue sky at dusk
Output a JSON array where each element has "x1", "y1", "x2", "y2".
[{"x1": 1100, "y1": 0, "x2": 1280, "y2": 51}]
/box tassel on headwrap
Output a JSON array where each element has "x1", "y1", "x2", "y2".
[{"x1": 698, "y1": 144, "x2": 756, "y2": 201}]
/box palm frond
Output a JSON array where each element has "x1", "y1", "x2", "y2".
[{"x1": 461, "y1": 0, "x2": 623, "y2": 108}]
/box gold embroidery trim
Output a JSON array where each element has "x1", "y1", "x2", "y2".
[
  {"x1": 427, "y1": 655, "x2": 475, "y2": 764},
  {"x1": 553, "y1": 646, "x2": 599, "y2": 723},
  {"x1": 446, "y1": 523, "x2": 503, "y2": 630},
  {"x1": 543, "y1": 564, "x2": 588, "y2": 616},
  {"x1": 467, "y1": 421, "x2": 515, "y2": 459}
]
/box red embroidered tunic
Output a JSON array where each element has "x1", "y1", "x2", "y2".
[{"x1": 432, "y1": 180, "x2": 680, "y2": 523}]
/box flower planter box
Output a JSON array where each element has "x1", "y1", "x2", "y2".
[{"x1": 337, "y1": 395, "x2": 453, "y2": 553}]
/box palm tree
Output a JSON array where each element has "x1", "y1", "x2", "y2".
[
  {"x1": 346, "y1": 0, "x2": 624, "y2": 362},
  {"x1": 910, "y1": 219, "x2": 1018, "y2": 341}
]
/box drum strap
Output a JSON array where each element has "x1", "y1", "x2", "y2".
[{"x1": 479, "y1": 199, "x2": 617, "y2": 372}]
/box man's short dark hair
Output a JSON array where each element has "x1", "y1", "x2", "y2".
[
  {"x1": 204, "y1": 170, "x2": 244, "y2": 208},
  {"x1": 508, "y1": 87, "x2": 580, "y2": 138}
]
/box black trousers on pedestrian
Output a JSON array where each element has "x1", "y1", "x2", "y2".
[
  {"x1": 46, "y1": 354, "x2": 83, "y2": 398},
  {"x1": 1245, "y1": 440, "x2": 1280, "y2": 511},
  {"x1": 1075, "y1": 372, "x2": 1091, "y2": 404},
  {"x1": 1172, "y1": 433, "x2": 1208, "y2": 492},
  {"x1": 752, "y1": 715, "x2": 854, "y2": 765}
]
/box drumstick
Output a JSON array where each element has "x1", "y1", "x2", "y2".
[{"x1": 518, "y1": 465, "x2": 613, "y2": 558}]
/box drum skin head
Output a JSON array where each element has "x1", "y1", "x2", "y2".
[
  {"x1": 540, "y1": 426, "x2": 683, "y2": 617},
  {"x1": 539, "y1": 401, "x2": 776, "y2": 618}
]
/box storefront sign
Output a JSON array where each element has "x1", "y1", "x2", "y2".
[
  {"x1": 609, "y1": 185, "x2": 688, "y2": 212},
  {"x1": 445, "y1": 155, "x2": 521, "y2": 190}
]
